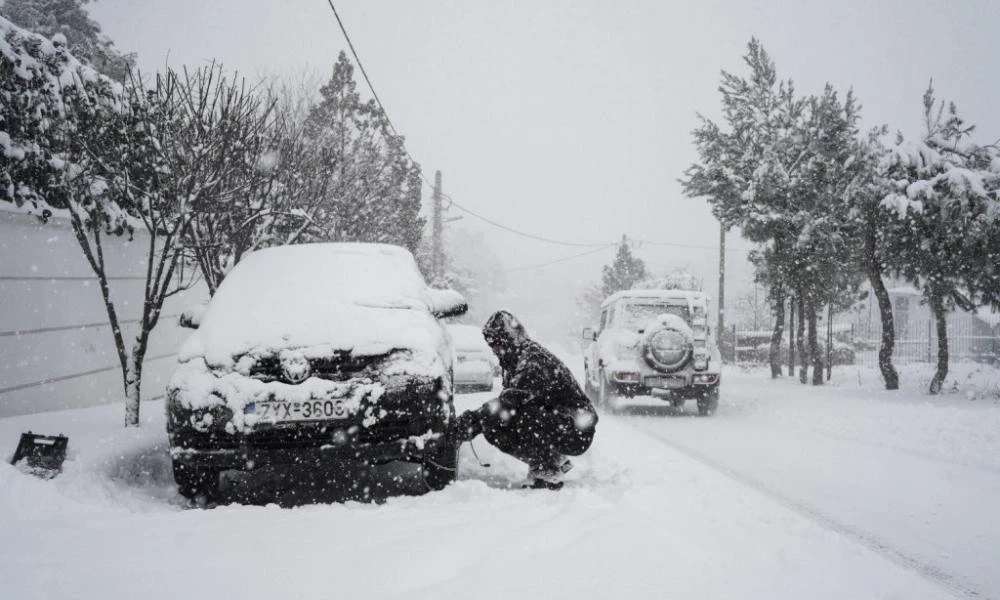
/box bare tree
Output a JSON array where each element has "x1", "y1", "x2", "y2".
[
  {"x1": 57, "y1": 68, "x2": 207, "y2": 425},
  {"x1": 178, "y1": 65, "x2": 280, "y2": 294}
]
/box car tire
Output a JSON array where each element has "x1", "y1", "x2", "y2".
[
  {"x1": 421, "y1": 439, "x2": 459, "y2": 491},
  {"x1": 697, "y1": 386, "x2": 719, "y2": 417},
  {"x1": 598, "y1": 371, "x2": 616, "y2": 413},
  {"x1": 173, "y1": 462, "x2": 221, "y2": 502}
]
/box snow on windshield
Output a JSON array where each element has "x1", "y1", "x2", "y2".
[{"x1": 184, "y1": 243, "x2": 444, "y2": 366}]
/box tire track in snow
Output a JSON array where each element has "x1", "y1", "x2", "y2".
[
  {"x1": 735, "y1": 415, "x2": 1000, "y2": 477},
  {"x1": 632, "y1": 422, "x2": 990, "y2": 600}
]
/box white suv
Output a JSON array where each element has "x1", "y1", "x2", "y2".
[{"x1": 582, "y1": 289, "x2": 722, "y2": 415}]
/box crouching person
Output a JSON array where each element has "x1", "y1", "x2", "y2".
[{"x1": 451, "y1": 310, "x2": 598, "y2": 489}]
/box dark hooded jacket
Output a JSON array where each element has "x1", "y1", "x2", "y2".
[{"x1": 483, "y1": 311, "x2": 597, "y2": 417}]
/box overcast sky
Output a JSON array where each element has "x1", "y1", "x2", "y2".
[{"x1": 88, "y1": 0, "x2": 1000, "y2": 336}]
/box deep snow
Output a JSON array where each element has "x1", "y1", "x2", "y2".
[{"x1": 1, "y1": 358, "x2": 999, "y2": 599}]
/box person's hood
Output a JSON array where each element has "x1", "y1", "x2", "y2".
[{"x1": 483, "y1": 310, "x2": 531, "y2": 372}]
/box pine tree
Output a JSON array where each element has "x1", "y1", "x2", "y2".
[
  {"x1": 601, "y1": 236, "x2": 647, "y2": 296},
  {"x1": 879, "y1": 84, "x2": 1000, "y2": 394},
  {"x1": 683, "y1": 39, "x2": 807, "y2": 379},
  {"x1": 302, "y1": 52, "x2": 425, "y2": 250},
  {"x1": 0, "y1": 0, "x2": 135, "y2": 80},
  {"x1": 684, "y1": 39, "x2": 865, "y2": 385},
  {"x1": 845, "y1": 128, "x2": 900, "y2": 389}
]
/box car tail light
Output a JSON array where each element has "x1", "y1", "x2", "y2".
[
  {"x1": 694, "y1": 374, "x2": 718, "y2": 384},
  {"x1": 691, "y1": 346, "x2": 709, "y2": 371},
  {"x1": 612, "y1": 371, "x2": 641, "y2": 383}
]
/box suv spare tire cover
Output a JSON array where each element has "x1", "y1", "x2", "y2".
[{"x1": 643, "y1": 318, "x2": 693, "y2": 373}]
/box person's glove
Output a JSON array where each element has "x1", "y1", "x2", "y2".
[{"x1": 448, "y1": 408, "x2": 484, "y2": 442}]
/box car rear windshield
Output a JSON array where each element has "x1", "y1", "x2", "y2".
[{"x1": 618, "y1": 303, "x2": 689, "y2": 331}]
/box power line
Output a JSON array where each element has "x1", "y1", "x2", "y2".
[
  {"x1": 322, "y1": 2, "x2": 750, "y2": 255},
  {"x1": 325, "y1": 0, "x2": 402, "y2": 139},
  {"x1": 323, "y1": 1, "x2": 614, "y2": 249},
  {"x1": 447, "y1": 199, "x2": 610, "y2": 248},
  {"x1": 632, "y1": 239, "x2": 748, "y2": 252},
  {"x1": 445, "y1": 195, "x2": 750, "y2": 252},
  {"x1": 505, "y1": 245, "x2": 615, "y2": 273}
]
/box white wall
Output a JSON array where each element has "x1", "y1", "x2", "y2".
[{"x1": 0, "y1": 210, "x2": 206, "y2": 418}]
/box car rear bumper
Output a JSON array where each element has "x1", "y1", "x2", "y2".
[{"x1": 609, "y1": 374, "x2": 720, "y2": 398}]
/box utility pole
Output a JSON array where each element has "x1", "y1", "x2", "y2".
[
  {"x1": 718, "y1": 221, "x2": 726, "y2": 349},
  {"x1": 432, "y1": 170, "x2": 444, "y2": 284}
]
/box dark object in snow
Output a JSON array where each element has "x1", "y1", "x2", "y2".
[
  {"x1": 452, "y1": 311, "x2": 598, "y2": 487},
  {"x1": 10, "y1": 432, "x2": 68, "y2": 478}
]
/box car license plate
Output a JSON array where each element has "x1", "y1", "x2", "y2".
[
  {"x1": 646, "y1": 376, "x2": 685, "y2": 389},
  {"x1": 251, "y1": 399, "x2": 349, "y2": 423}
]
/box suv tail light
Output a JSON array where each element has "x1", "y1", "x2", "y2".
[{"x1": 612, "y1": 371, "x2": 641, "y2": 383}]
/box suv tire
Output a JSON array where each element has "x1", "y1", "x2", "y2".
[
  {"x1": 583, "y1": 370, "x2": 596, "y2": 400},
  {"x1": 697, "y1": 386, "x2": 719, "y2": 417},
  {"x1": 598, "y1": 370, "x2": 616, "y2": 412}
]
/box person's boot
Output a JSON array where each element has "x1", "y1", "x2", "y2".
[{"x1": 522, "y1": 457, "x2": 573, "y2": 490}]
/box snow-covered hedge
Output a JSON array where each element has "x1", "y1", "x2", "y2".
[{"x1": 0, "y1": 16, "x2": 121, "y2": 217}]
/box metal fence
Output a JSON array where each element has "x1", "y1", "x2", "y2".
[
  {"x1": 850, "y1": 317, "x2": 998, "y2": 368},
  {"x1": 721, "y1": 316, "x2": 999, "y2": 369}
]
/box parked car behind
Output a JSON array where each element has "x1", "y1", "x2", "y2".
[
  {"x1": 166, "y1": 243, "x2": 468, "y2": 501},
  {"x1": 447, "y1": 324, "x2": 497, "y2": 392}
]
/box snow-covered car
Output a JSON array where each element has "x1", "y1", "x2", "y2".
[
  {"x1": 582, "y1": 289, "x2": 722, "y2": 415},
  {"x1": 166, "y1": 243, "x2": 468, "y2": 500},
  {"x1": 447, "y1": 324, "x2": 497, "y2": 392}
]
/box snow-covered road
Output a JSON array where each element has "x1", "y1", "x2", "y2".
[
  {"x1": 1, "y1": 363, "x2": 998, "y2": 600},
  {"x1": 619, "y1": 381, "x2": 1000, "y2": 600}
]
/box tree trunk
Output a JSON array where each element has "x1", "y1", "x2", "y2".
[
  {"x1": 769, "y1": 285, "x2": 785, "y2": 378},
  {"x1": 825, "y1": 303, "x2": 833, "y2": 382},
  {"x1": 788, "y1": 296, "x2": 796, "y2": 376},
  {"x1": 928, "y1": 288, "x2": 949, "y2": 395},
  {"x1": 865, "y1": 227, "x2": 899, "y2": 390},
  {"x1": 808, "y1": 304, "x2": 823, "y2": 386},
  {"x1": 124, "y1": 350, "x2": 144, "y2": 427},
  {"x1": 797, "y1": 295, "x2": 808, "y2": 384}
]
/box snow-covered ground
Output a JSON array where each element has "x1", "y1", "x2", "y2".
[{"x1": 2, "y1": 358, "x2": 999, "y2": 599}]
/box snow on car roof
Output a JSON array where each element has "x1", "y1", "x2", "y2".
[
  {"x1": 601, "y1": 289, "x2": 711, "y2": 309},
  {"x1": 182, "y1": 243, "x2": 446, "y2": 366},
  {"x1": 447, "y1": 324, "x2": 490, "y2": 351}
]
